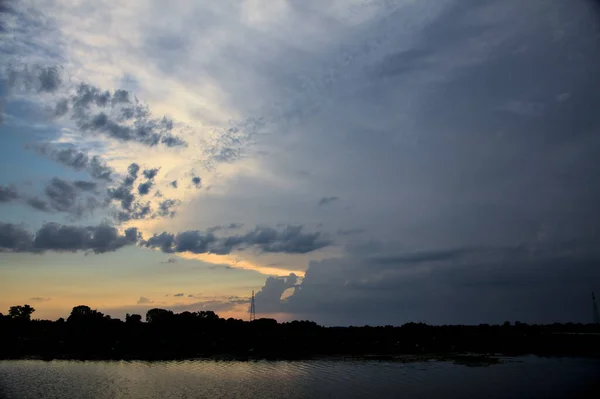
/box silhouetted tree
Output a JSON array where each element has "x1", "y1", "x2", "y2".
[
  {"x1": 126, "y1": 313, "x2": 142, "y2": 324},
  {"x1": 146, "y1": 308, "x2": 174, "y2": 323},
  {"x1": 8, "y1": 304, "x2": 35, "y2": 320},
  {"x1": 67, "y1": 305, "x2": 105, "y2": 323},
  {"x1": 2, "y1": 303, "x2": 600, "y2": 361}
]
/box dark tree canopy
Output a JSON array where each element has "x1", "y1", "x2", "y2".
[
  {"x1": 126, "y1": 313, "x2": 142, "y2": 323},
  {"x1": 8, "y1": 305, "x2": 35, "y2": 321},
  {"x1": 67, "y1": 305, "x2": 105, "y2": 323},
  {"x1": 146, "y1": 308, "x2": 174, "y2": 323},
  {"x1": 2, "y1": 303, "x2": 600, "y2": 361}
]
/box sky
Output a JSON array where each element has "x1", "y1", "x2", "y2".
[{"x1": 1, "y1": 0, "x2": 600, "y2": 326}]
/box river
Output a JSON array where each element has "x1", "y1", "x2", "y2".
[{"x1": 0, "y1": 356, "x2": 598, "y2": 398}]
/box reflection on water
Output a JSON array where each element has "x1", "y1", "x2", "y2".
[{"x1": 0, "y1": 356, "x2": 598, "y2": 399}]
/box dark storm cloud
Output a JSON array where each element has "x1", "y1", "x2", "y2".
[
  {"x1": 244, "y1": 225, "x2": 331, "y2": 254},
  {"x1": 256, "y1": 242, "x2": 600, "y2": 325},
  {"x1": 337, "y1": 228, "x2": 365, "y2": 236},
  {"x1": 32, "y1": 144, "x2": 114, "y2": 181},
  {"x1": 318, "y1": 196, "x2": 338, "y2": 206},
  {"x1": 0, "y1": 223, "x2": 34, "y2": 251},
  {"x1": 254, "y1": 273, "x2": 298, "y2": 313},
  {"x1": 0, "y1": 222, "x2": 139, "y2": 253},
  {"x1": 142, "y1": 225, "x2": 331, "y2": 255},
  {"x1": 0, "y1": 185, "x2": 19, "y2": 202}
]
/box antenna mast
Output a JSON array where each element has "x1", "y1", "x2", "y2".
[
  {"x1": 593, "y1": 292, "x2": 600, "y2": 324},
  {"x1": 250, "y1": 290, "x2": 256, "y2": 321}
]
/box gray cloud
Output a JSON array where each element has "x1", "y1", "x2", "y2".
[
  {"x1": 170, "y1": 180, "x2": 177, "y2": 188},
  {"x1": 137, "y1": 181, "x2": 152, "y2": 195},
  {"x1": 137, "y1": 296, "x2": 154, "y2": 304},
  {"x1": 104, "y1": 162, "x2": 180, "y2": 222},
  {"x1": 107, "y1": 163, "x2": 139, "y2": 210},
  {"x1": 54, "y1": 99, "x2": 69, "y2": 117},
  {"x1": 29, "y1": 297, "x2": 51, "y2": 302},
  {"x1": 173, "y1": 293, "x2": 184, "y2": 297},
  {"x1": 88, "y1": 156, "x2": 113, "y2": 181},
  {"x1": 254, "y1": 273, "x2": 298, "y2": 313},
  {"x1": 3, "y1": 0, "x2": 600, "y2": 327},
  {"x1": 32, "y1": 144, "x2": 114, "y2": 181},
  {"x1": 73, "y1": 180, "x2": 97, "y2": 191},
  {"x1": 5, "y1": 65, "x2": 63, "y2": 93},
  {"x1": 142, "y1": 168, "x2": 159, "y2": 180},
  {"x1": 0, "y1": 223, "x2": 34, "y2": 252},
  {"x1": 38, "y1": 66, "x2": 62, "y2": 92},
  {"x1": 257, "y1": 242, "x2": 600, "y2": 325},
  {"x1": 69, "y1": 83, "x2": 187, "y2": 148},
  {"x1": 3, "y1": 62, "x2": 188, "y2": 148},
  {"x1": 3, "y1": 177, "x2": 104, "y2": 217},
  {"x1": 26, "y1": 197, "x2": 49, "y2": 212},
  {"x1": 337, "y1": 228, "x2": 365, "y2": 236},
  {"x1": 318, "y1": 196, "x2": 339, "y2": 206},
  {"x1": 45, "y1": 178, "x2": 78, "y2": 212},
  {"x1": 0, "y1": 185, "x2": 19, "y2": 202},
  {"x1": 142, "y1": 225, "x2": 331, "y2": 255},
  {"x1": 191, "y1": 176, "x2": 201, "y2": 188},
  {"x1": 0, "y1": 222, "x2": 139, "y2": 253},
  {"x1": 112, "y1": 89, "x2": 130, "y2": 105},
  {"x1": 156, "y1": 198, "x2": 179, "y2": 218},
  {"x1": 40, "y1": 177, "x2": 103, "y2": 216}
]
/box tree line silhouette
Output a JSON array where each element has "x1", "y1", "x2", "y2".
[{"x1": 1, "y1": 304, "x2": 599, "y2": 360}]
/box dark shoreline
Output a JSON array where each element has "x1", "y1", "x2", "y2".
[
  {"x1": 3, "y1": 352, "x2": 599, "y2": 366},
  {"x1": 3, "y1": 308, "x2": 600, "y2": 363}
]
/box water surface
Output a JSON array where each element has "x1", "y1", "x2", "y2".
[{"x1": 1, "y1": 356, "x2": 598, "y2": 398}]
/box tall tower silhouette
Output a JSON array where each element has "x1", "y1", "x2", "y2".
[
  {"x1": 250, "y1": 290, "x2": 256, "y2": 321},
  {"x1": 593, "y1": 292, "x2": 600, "y2": 324}
]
